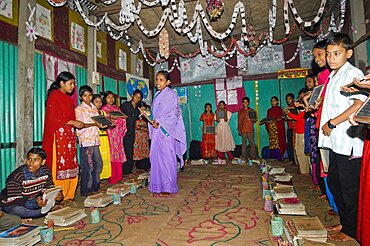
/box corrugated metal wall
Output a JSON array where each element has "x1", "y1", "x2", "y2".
[
  {"x1": 33, "y1": 53, "x2": 46, "y2": 143},
  {"x1": 103, "y1": 76, "x2": 118, "y2": 94},
  {"x1": 0, "y1": 41, "x2": 17, "y2": 190}
]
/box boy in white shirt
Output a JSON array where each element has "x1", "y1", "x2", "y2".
[{"x1": 318, "y1": 33, "x2": 367, "y2": 242}]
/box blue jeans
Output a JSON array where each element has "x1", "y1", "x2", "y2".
[
  {"x1": 3, "y1": 205, "x2": 43, "y2": 219},
  {"x1": 80, "y1": 146, "x2": 103, "y2": 196}
]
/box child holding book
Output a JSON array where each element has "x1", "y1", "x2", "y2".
[
  {"x1": 200, "y1": 103, "x2": 217, "y2": 159},
  {"x1": 238, "y1": 97, "x2": 257, "y2": 160},
  {"x1": 0, "y1": 148, "x2": 63, "y2": 218},
  {"x1": 149, "y1": 71, "x2": 186, "y2": 196},
  {"x1": 133, "y1": 102, "x2": 150, "y2": 172},
  {"x1": 101, "y1": 91, "x2": 128, "y2": 184},
  {"x1": 215, "y1": 101, "x2": 235, "y2": 160},
  {"x1": 285, "y1": 93, "x2": 296, "y2": 164},
  {"x1": 92, "y1": 94, "x2": 112, "y2": 179},
  {"x1": 318, "y1": 33, "x2": 367, "y2": 242},
  {"x1": 75, "y1": 85, "x2": 106, "y2": 196}
]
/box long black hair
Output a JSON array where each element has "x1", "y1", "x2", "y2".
[
  {"x1": 47, "y1": 71, "x2": 75, "y2": 98},
  {"x1": 102, "y1": 91, "x2": 115, "y2": 106}
]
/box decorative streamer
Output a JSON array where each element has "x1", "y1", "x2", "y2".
[{"x1": 159, "y1": 28, "x2": 170, "y2": 59}]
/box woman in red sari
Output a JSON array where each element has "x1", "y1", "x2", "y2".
[
  {"x1": 42, "y1": 72, "x2": 84, "y2": 201},
  {"x1": 200, "y1": 103, "x2": 217, "y2": 159},
  {"x1": 264, "y1": 96, "x2": 286, "y2": 160}
]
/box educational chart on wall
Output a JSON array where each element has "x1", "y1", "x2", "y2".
[
  {"x1": 174, "y1": 87, "x2": 188, "y2": 105},
  {"x1": 180, "y1": 55, "x2": 226, "y2": 83},
  {"x1": 243, "y1": 45, "x2": 284, "y2": 75},
  {"x1": 137, "y1": 59, "x2": 143, "y2": 77},
  {"x1": 71, "y1": 22, "x2": 85, "y2": 53},
  {"x1": 118, "y1": 49, "x2": 127, "y2": 71},
  {"x1": 0, "y1": 0, "x2": 12, "y2": 19},
  {"x1": 36, "y1": 3, "x2": 52, "y2": 41},
  {"x1": 97, "y1": 41, "x2": 102, "y2": 58},
  {"x1": 300, "y1": 40, "x2": 315, "y2": 69},
  {"x1": 126, "y1": 73, "x2": 150, "y2": 104},
  {"x1": 214, "y1": 76, "x2": 245, "y2": 112}
]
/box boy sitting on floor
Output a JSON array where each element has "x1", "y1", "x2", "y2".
[{"x1": 0, "y1": 147, "x2": 63, "y2": 219}]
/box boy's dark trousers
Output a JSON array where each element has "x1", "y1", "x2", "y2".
[
  {"x1": 123, "y1": 134, "x2": 135, "y2": 175},
  {"x1": 327, "y1": 149, "x2": 362, "y2": 239},
  {"x1": 286, "y1": 128, "x2": 295, "y2": 163},
  {"x1": 80, "y1": 146, "x2": 103, "y2": 196}
]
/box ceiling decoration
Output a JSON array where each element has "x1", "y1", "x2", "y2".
[{"x1": 45, "y1": 0, "x2": 347, "y2": 67}]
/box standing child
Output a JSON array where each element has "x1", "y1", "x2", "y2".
[
  {"x1": 75, "y1": 85, "x2": 105, "y2": 196},
  {"x1": 285, "y1": 93, "x2": 296, "y2": 164},
  {"x1": 215, "y1": 101, "x2": 235, "y2": 160},
  {"x1": 133, "y1": 102, "x2": 151, "y2": 172},
  {"x1": 238, "y1": 97, "x2": 257, "y2": 160},
  {"x1": 262, "y1": 96, "x2": 286, "y2": 161},
  {"x1": 0, "y1": 148, "x2": 63, "y2": 218},
  {"x1": 149, "y1": 71, "x2": 186, "y2": 196},
  {"x1": 101, "y1": 91, "x2": 128, "y2": 184},
  {"x1": 42, "y1": 71, "x2": 84, "y2": 201},
  {"x1": 120, "y1": 90, "x2": 142, "y2": 177},
  {"x1": 92, "y1": 94, "x2": 111, "y2": 179},
  {"x1": 318, "y1": 33, "x2": 367, "y2": 242},
  {"x1": 200, "y1": 103, "x2": 217, "y2": 159}
]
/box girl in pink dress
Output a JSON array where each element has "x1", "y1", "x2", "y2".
[{"x1": 101, "y1": 91, "x2": 127, "y2": 184}]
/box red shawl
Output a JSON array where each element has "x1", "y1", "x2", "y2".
[
  {"x1": 267, "y1": 106, "x2": 287, "y2": 155},
  {"x1": 42, "y1": 90, "x2": 78, "y2": 179}
]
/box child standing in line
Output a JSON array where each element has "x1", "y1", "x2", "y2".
[
  {"x1": 133, "y1": 102, "x2": 151, "y2": 172},
  {"x1": 215, "y1": 101, "x2": 235, "y2": 160},
  {"x1": 92, "y1": 94, "x2": 111, "y2": 180},
  {"x1": 149, "y1": 71, "x2": 186, "y2": 196},
  {"x1": 262, "y1": 96, "x2": 286, "y2": 161},
  {"x1": 101, "y1": 91, "x2": 128, "y2": 185},
  {"x1": 200, "y1": 103, "x2": 217, "y2": 159},
  {"x1": 75, "y1": 85, "x2": 105, "y2": 196},
  {"x1": 42, "y1": 71, "x2": 84, "y2": 201},
  {"x1": 238, "y1": 97, "x2": 257, "y2": 160},
  {"x1": 0, "y1": 148, "x2": 63, "y2": 218},
  {"x1": 285, "y1": 93, "x2": 296, "y2": 164},
  {"x1": 318, "y1": 33, "x2": 367, "y2": 242}
]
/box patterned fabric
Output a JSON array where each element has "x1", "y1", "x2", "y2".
[
  {"x1": 75, "y1": 102, "x2": 100, "y2": 147},
  {"x1": 97, "y1": 110, "x2": 111, "y2": 179},
  {"x1": 237, "y1": 108, "x2": 255, "y2": 134},
  {"x1": 308, "y1": 117, "x2": 318, "y2": 184},
  {"x1": 133, "y1": 118, "x2": 150, "y2": 161},
  {"x1": 357, "y1": 130, "x2": 370, "y2": 244},
  {"x1": 43, "y1": 89, "x2": 78, "y2": 180},
  {"x1": 101, "y1": 104, "x2": 127, "y2": 163},
  {"x1": 215, "y1": 111, "x2": 236, "y2": 152},
  {"x1": 0, "y1": 165, "x2": 53, "y2": 207},
  {"x1": 268, "y1": 120, "x2": 279, "y2": 149},
  {"x1": 200, "y1": 113, "x2": 217, "y2": 159},
  {"x1": 318, "y1": 62, "x2": 366, "y2": 156}
]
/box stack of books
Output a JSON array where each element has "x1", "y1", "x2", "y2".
[
  {"x1": 285, "y1": 217, "x2": 328, "y2": 245},
  {"x1": 84, "y1": 193, "x2": 113, "y2": 207},
  {"x1": 190, "y1": 159, "x2": 207, "y2": 165},
  {"x1": 276, "y1": 198, "x2": 307, "y2": 215},
  {"x1": 0, "y1": 225, "x2": 40, "y2": 246},
  {"x1": 45, "y1": 207, "x2": 87, "y2": 226},
  {"x1": 124, "y1": 179, "x2": 143, "y2": 188},
  {"x1": 272, "y1": 173, "x2": 293, "y2": 182},
  {"x1": 271, "y1": 185, "x2": 297, "y2": 201},
  {"x1": 138, "y1": 172, "x2": 150, "y2": 181},
  {"x1": 269, "y1": 167, "x2": 285, "y2": 175},
  {"x1": 106, "y1": 184, "x2": 131, "y2": 197}
]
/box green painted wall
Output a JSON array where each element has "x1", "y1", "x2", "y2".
[{"x1": 0, "y1": 41, "x2": 17, "y2": 190}]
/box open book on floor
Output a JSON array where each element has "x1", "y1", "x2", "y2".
[
  {"x1": 45, "y1": 207, "x2": 87, "y2": 226},
  {"x1": 0, "y1": 225, "x2": 40, "y2": 246}
]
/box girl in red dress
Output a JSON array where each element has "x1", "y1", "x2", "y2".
[{"x1": 200, "y1": 103, "x2": 217, "y2": 159}]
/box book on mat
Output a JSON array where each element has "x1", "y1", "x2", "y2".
[
  {"x1": 108, "y1": 111, "x2": 126, "y2": 117},
  {"x1": 292, "y1": 217, "x2": 327, "y2": 235},
  {"x1": 91, "y1": 115, "x2": 113, "y2": 126},
  {"x1": 106, "y1": 184, "x2": 131, "y2": 197},
  {"x1": 0, "y1": 224, "x2": 40, "y2": 246},
  {"x1": 84, "y1": 193, "x2": 113, "y2": 207},
  {"x1": 308, "y1": 85, "x2": 325, "y2": 106},
  {"x1": 354, "y1": 96, "x2": 370, "y2": 124},
  {"x1": 45, "y1": 206, "x2": 87, "y2": 226}
]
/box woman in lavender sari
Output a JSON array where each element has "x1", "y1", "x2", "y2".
[{"x1": 149, "y1": 71, "x2": 186, "y2": 196}]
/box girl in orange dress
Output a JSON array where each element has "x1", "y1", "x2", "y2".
[{"x1": 200, "y1": 103, "x2": 217, "y2": 159}]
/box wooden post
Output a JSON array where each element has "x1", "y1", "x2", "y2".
[
  {"x1": 87, "y1": 17, "x2": 97, "y2": 90},
  {"x1": 350, "y1": 0, "x2": 368, "y2": 71},
  {"x1": 16, "y1": 0, "x2": 36, "y2": 164}
]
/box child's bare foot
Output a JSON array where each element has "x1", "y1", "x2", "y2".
[
  {"x1": 328, "y1": 231, "x2": 354, "y2": 242},
  {"x1": 326, "y1": 224, "x2": 342, "y2": 232},
  {"x1": 326, "y1": 209, "x2": 338, "y2": 217},
  {"x1": 318, "y1": 194, "x2": 326, "y2": 199}
]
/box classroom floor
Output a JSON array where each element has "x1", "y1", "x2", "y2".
[{"x1": 33, "y1": 160, "x2": 359, "y2": 246}]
